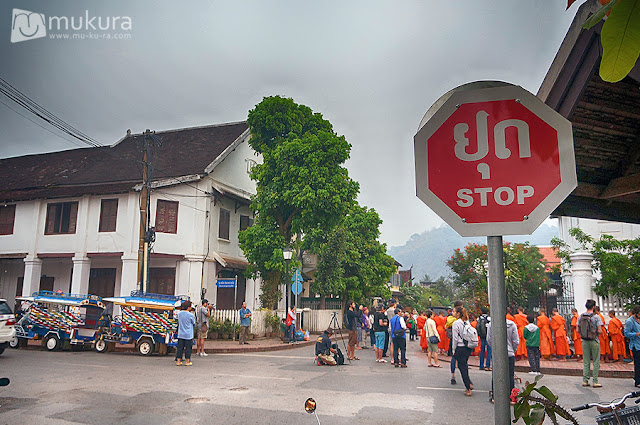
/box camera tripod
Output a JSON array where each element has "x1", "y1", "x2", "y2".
[{"x1": 328, "y1": 311, "x2": 351, "y2": 364}]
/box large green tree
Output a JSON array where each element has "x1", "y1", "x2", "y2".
[
  {"x1": 552, "y1": 228, "x2": 640, "y2": 308},
  {"x1": 239, "y1": 96, "x2": 359, "y2": 308},
  {"x1": 447, "y1": 242, "x2": 549, "y2": 312},
  {"x1": 311, "y1": 204, "x2": 394, "y2": 308}
]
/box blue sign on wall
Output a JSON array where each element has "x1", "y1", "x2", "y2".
[{"x1": 216, "y1": 279, "x2": 236, "y2": 288}]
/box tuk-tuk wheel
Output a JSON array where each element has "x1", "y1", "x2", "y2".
[
  {"x1": 137, "y1": 339, "x2": 154, "y2": 356},
  {"x1": 45, "y1": 334, "x2": 61, "y2": 351},
  {"x1": 9, "y1": 336, "x2": 19, "y2": 349},
  {"x1": 95, "y1": 339, "x2": 108, "y2": 353}
]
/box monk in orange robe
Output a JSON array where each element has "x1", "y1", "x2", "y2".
[
  {"x1": 608, "y1": 310, "x2": 626, "y2": 361},
  {"x1": 550, "y1": 308, "x2": 569, "y2": 359},
  {"x1": 417, "y1": 312, "x2": 428, "y2": 352},
  {"x1": 514, "y1": 307, "x2": 529, "y2": 360},
  {"x1": 435, "y1": 312, "x2": 448, "y2": 354},
  {"x1": 537, "y1": 309, "x2": 555, "y2": 359},
  {"x1": 570, "y1": 308, "x2": 582, "y2": 360},
  {"x1": 595, "y1": 306, "x2": 611, "y2": 361},
  {"x1": 506, "y1": 307, "x2": 515, "y2": 322}
]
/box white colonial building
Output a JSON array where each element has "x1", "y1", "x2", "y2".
[{"x1": 0, "y1": 122, "x2": 263, "y2": 311}]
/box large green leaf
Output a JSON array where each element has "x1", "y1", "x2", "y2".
[
  {"x1": 600, "y1": 0, "x2": 640, "y2": 82},
  {"x1": 529, "y1": 406, "x2": 546, "y2": 425},
  {"x1": 583, "y1": 0, "x2": 618, "y2": 29},
  {"x1": 534, "y1": 385, "x2": 558, "y2": 403}
]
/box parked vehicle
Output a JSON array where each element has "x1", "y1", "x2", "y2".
[
  {"x1": 12, "y1": 291, "x2": 105, "y2": 351},
  {"x1": 97, "y1": 291, "x2": 189, "y2": 356},
  {"x1": 0, "y1": 299, "x2": 16, "y2": 355}
]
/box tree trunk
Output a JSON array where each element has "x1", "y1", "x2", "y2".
[{"x1": 319, "y1": 296, "x2": 326, "y2": 310}]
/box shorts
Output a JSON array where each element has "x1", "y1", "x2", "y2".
[
  {"x1": 428, "y1": 341, "x2": 439, "y2": 352},
  {"x1": 197, "y1": 324, "x2": 208, "y2": 339},
  {"x1": 348, "y1": 330, "x2": 357, "y2": 347},
  {"x1": 375, "y1": 331, "x2": 385, "y2": 349}
]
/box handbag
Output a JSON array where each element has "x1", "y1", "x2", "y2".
[{"x1": 429, "y1": 335, "x2": 439, "y2": 344}]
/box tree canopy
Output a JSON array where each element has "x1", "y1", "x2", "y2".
[
  {"x1": 239, "y1": 96, "x2": 360, "y2": 308},
  {"x1": 552, "y1": 228, "x2": 640, "y2": 308},
  {"x1": 447, "y1": 242, "x2": 549, "y2": 312},
  {"x1": 311, "y1": 204, "x2": 394, "y2": 308}
]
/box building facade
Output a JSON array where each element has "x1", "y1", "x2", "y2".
[{"x1": 0, "y1": 122, "x2": 263, "y2": 311}]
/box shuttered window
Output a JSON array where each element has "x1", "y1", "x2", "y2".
[
  {"x1": 155, "y1": 200, "x2": 178, "y2": 234},
  {"x1": 219, "y1": 208, "x2": 230, "y2": 240},
  {"x1": 239, "y1": 215, "x2": 253, "y2": 232},
  {"x1": 0, "y1": 205, "x2": 16, "y2": 235},
  {"x1": 45, "y1": 202, "x2": 78, "y2": 235},
  {"x1": 99, "y1": 199, "x2": 118, "y2": 232}
]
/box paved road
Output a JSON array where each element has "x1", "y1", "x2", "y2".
[{"x1": 0, "y1": 339, "x2": 637, "y2": 424}]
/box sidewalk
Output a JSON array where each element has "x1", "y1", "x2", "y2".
[{"x1": 435, "y1": 351, "x2": 634, "y2": 379}]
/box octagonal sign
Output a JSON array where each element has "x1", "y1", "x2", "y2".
[{"x1": 414, "y1": 81, "x2": 576, "y2": 237}]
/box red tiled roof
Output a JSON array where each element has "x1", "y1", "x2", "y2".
[
  {"x1": 0, "y1": 122, "x2": 249, "y2": 202},
  {"x1": 538, "y1": 246, "x2": 561, "y2": 268}
]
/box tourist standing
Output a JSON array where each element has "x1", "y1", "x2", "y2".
[
  {"x1": 390, "y1": 305, "x2": 407, "y2": 368},
  {"x1": 623, "y1": 305, "x2": 640, "y2": 388},
  {"x1": 477, "y1": 307, "x2": 491, "y2": 371},
  {"x1": 175, "y1": 300, "x2": 196, "y2": 366},
  {"x1": 373, "y1": 306, "x2": 388, "y2": 363},
  {"x1": 286, "y1": 305, "x2": 296, "y2": 344},
  {"x1": 239, "y1": 301, "x2": 252, "y2": 345},
  {"x1": 345, "y1": 301, "x2": 360, "y2": 360},
  {"x1": 487, "y1": 314, "x2": 519, "y2": 404},
  {"x1": 425, "y1": 310, "x2": 441, "y2": 367},
  {"x1": 361, "y1": 306, "x2": 371, "y2": 349},
  {"x1": 451, "y1": 306, "x2": 473, "y2": 396},
  {"x1": 196, "y1": 299, "x2": 211, "y2": 357},
  {"x1": 580, "y1": 299, "x2": 603, "y2": 388},
  {"x1": 523, "y1": 314, "x2": 541, "y2": 375}
]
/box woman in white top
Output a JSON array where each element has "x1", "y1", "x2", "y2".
[
  {"x1": 424, "y1": 310, "x2": 441, "y2": 367},
  {"x1": 451, "y1": 306, "x2": 473, "y2": 396}
]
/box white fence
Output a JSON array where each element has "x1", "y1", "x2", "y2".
[{"x1": 210, "y1": 309, "x2": 343, "y2": 336}]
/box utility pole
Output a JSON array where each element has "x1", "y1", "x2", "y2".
[{"x1": 137, "y1": 130, "x2": 156, "y2": 293}]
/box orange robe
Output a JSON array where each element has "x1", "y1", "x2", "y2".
[
  {"x1": 550, "y1": 314, "x2": 570, "y2": 356},
  {"x1": 434, "y1": 315, "x2": 448, "y2": 351},
  {"x1": 537, "y1": 314, "x2": 555, "y2": 356},
  {"x1": 597, "y1": 313, "x2": 611, "y2": 355},
  {"x1": 514, "y1": 313, "x2": 528, "y2": 357},
  {"x1": 471, "y1": 320, "x2": 481, "y2": 355},
  {"x1": 417, "y1": 316, "x2": 427, "y2": 351},
  {"x1": 608, "y1": 317, "x2": 625, "y2": 360},
  {"x1": 570, "y1": 315, "x2": 582, "y2": 356},
  {"x1": 507, "y1": 313, "x2": 515, "y2": 322}
]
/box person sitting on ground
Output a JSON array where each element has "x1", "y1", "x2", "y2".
[{"x1": 315, "y1": 328, "x2": 337, "y2": 365}]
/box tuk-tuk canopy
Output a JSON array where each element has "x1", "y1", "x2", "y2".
[
  {"x1": 103, "y1": 291, "x2": 189, "y2": 311},
  {"x1": 17, "y1": 291, "x2": 104, "y2": 308}
]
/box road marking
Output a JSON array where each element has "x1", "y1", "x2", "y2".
[
  {"x1": 217, "y1": 353, "x2": 311, "y2": 360},
  {"x1": 417, "y1": 386, "x2": 489, "y2": 393},
  {"x1": 56, "y1": 362, "x2": 110, "y2": 369},
  {"x1": 211, "y1": 373, "x2": 294, "y2": 381}
]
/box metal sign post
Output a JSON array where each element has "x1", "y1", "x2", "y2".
[
  {"x1": 233, "y1": 275, "x2": 238, "y2": 341},
  {"x1": 487, "y1": 236, "x2": 510, "y2": 425}
]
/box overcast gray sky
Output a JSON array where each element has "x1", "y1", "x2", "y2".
[{"x1": 0, "y1": 1, "x2": 576, "y2": 247}]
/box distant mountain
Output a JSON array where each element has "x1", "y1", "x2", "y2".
[{"x1": 387, "y1": 223, "x2": 559, "y2": 282}]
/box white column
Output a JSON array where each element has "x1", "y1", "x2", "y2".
[
  {"x1": 179, "y1": 256, "x2": 205, "y2": 301},
  {"x1": 120, "y1": 256, "x2": 139, "y2": 296},
  {"x1": 22, "y1": 256, "x2": 43, "y2": 296},
  {"x1": 569, "y1": 251, "x2": 594, "y2": 312},
  {"x1": 70, "y1": 255, "x2": 91, "y2": 295}
]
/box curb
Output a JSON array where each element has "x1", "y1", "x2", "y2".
[{"x1": 437, "y1": 355, "x2": 633, "y2": 379}]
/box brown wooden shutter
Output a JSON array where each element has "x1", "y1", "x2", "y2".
[
  {"x1": 99, "y1": 199, "x2": 118, "y2": 232},
  {"x1": 68, "y1": 202, "x2": 78, "y2": 234},
  {"x1": 45, "y1": 204, "x2": 57, "y2": 234},
  {"x1": 156, "y1": 200, "x2": 167, "y2": 233},
  {"x1": 167, "y1": 202, "x2": 178, "y2": 233},
  {"x1": 219, "y1": 208, "x2": 230, "y2": 240},
  {"x1": 0, "y1": 205, "x2": 15, "y2": 235}
]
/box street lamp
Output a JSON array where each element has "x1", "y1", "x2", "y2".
[
  {"x1": 283, "y1": 247, "x2": 293, "y2": 312},
  {"x1": 429, "y1": 296, "x2": 432, "y2": 308}
]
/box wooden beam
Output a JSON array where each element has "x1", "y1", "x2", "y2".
[
  {"x1": 573, "y1": 182, "x2": 605, "y2": 198},
  {"x1": 600, "y1": 173, "x2": 640, "y2": 199},
  {"x1": 553, "y1": 195, "x2": 640, "y2": 224}
]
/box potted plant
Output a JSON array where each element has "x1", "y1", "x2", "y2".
[
  {"x1": 222, "y1": 319, "x2": 233, "y2": 339},
  {"x1": 233, "y1": 323, "x2": 241, "y2": 339},
  {"x1": 208, "y1": 319, "x2": 222, "y2": 339}
]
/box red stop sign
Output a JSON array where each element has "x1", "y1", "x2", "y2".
[{"x1": 414, "y1": 82, "x2": 576, "y2": 236}]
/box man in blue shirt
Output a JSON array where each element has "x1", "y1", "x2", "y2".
[
  {"x1": 624, "y1": 305, "x2": 640, "y2": 388},
  {"x1": 239, "y1": 301, "x2": 252, "y2": 345},
  {"x1": 175, "y1": 300, "x2": 196, "y2": 366}
]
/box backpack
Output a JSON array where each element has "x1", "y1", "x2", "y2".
[
  {"x1": 578, "y1": 313, "x2": 598, "y2": 341},
  {"x1": 335, "y1": 347, "x2": 345, "y2": 365},
  {"x1": 477, "y1": 315, "x2": 488, "y2": 339},
  {"x1": 461, "y1": 321, "x2": 479, "y2": 348}
]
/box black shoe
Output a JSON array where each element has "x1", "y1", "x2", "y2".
[
  {"x1": 479, "y1": 367, "x2": 485, "y2": 370},
  {"x1": 395, "y1": 364, "x2": 399, "y2": 368},
  {"x1": 451, "y1": 378, "x2": 457, "y2": 385}
]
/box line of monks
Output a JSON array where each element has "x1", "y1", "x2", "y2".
[{"x1": 416, "y1": 305, "x2": 628, "y2": 362}]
